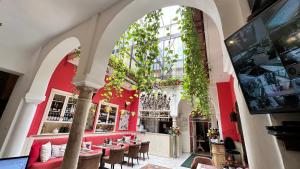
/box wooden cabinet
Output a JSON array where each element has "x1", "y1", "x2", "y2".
[
  {"x1": 39, "y1": 89, "x2": 78, "y2": 134},
  {"x1": 211, "y1": 143, "x2": 226, "y2": 168},
  {"x1": 38, "y1": 89, "x2": 120, "y2": 135},
  {"x1": 95, "y1": 101, "x2": 118, "y2": 133}
]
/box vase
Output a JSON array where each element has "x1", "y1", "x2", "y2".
[
  {"x1": 173, "y1": 135, "x2": 177, "y2": 158},
  {"x1": 52, "y1": 128, "x2": 59, "y2": 134},
  {"x1": 210, "y1": 138, "x2": 218, "y2": 143}
]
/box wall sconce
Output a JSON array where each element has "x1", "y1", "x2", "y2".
[
  {"x1": 120, "y1": 109, "x2": 126, "y2": 115},
  {"x1": 125, "y1": 101, "x2": 131, "y2": 109},
  {"x1": 131, "y1": 111, "x2": 136, "y2": 117}
]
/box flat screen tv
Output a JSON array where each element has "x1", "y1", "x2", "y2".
[
  {"x1": 225, "y1": 0, "x2": 300, "y2": 114},
  {"x1": 0, "y1": 156, "x2": 29, "y2": 169}
]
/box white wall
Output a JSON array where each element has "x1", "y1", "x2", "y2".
[
  {"x1": 205, "y1": 1, "x2": 289, "y2": 168},
  {"x1": 0, "y1": 48, "x2": 41, "y2": 154},
  {"x1": 270, "y1": 114, "x2": 300, "y2": 169}
]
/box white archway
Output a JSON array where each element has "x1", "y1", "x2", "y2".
[
  {"x1": 0, "y1": 37, "x2": 81, "y2": 157},
  {"x1": 88, "y1": 0, "x2": 226, "y2": 79},
  {"x1": 26, "y1": 37, "x2": 80, "y2": 102}
]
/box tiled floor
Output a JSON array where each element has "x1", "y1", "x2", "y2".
[{"x1": 104, "y1": 153, "x2": 191, "y2": 169}]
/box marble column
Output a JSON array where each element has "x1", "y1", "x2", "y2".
[
  {"x1": 171, "y1": 116, "x2": 178, "y2": 158},
  {"x1": 172, "y1": 117, "x2": 177, "y2": 128},
  {"x1": 61, "y1": 86, "x2": 95, "y2": 169},
  {"x1": 2, "y1": 98, "x2": 40, "y2": 157}
]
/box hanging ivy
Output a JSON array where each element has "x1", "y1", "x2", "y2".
[
  {"x1": 102, "y1": 9, "x2": 180, "y2": 101},
  {"x1": 177, "y1": 7, "x2": 210, "y2": 116}
]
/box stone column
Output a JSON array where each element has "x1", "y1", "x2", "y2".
[
  {"x1": 2, "y1": 98, "x2": 40, "y2": 157},
  {"x1": 171, "y1": 116, "x2": 178, "y2": 158},
  {"x1": 172, "y1": 117, "x2": 177, "y2": 128},
  {"x1": 61, "y1": 86, "x2": 95, "y2": 169}
]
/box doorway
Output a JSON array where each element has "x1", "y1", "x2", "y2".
[
  {"x1": 0, "y1": 71, "x2": 18, "y2": 120},
  {"x1": 189, "y1": 116, "x2": 211, "y2": 156}
]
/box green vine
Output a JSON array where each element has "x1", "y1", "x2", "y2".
[{"x1": 177, "y1": 7, "x2": 210, "y2": 116}]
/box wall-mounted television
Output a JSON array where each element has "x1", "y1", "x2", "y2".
[{"x1": 225, "y1": 0, "x2": 300, "y2": 114}]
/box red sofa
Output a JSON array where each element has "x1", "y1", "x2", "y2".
[{"x1": 27, "y1": 133, "x2": 135, "y2": 169}]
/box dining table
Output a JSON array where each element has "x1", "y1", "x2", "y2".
[
  {"x1": 93, "y1": 141, "x2": 142, "y2": 169},
  {"x1": 196, "y1": 163, "x2": 218, "y2": 169}
]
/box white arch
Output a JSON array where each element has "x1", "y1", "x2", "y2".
[
  {"x1": 89, "y1": 0, "x2": 226, "y2": 78},
  {"x1": 26, "y1": 37, "x2": 80, "y2": 102}
]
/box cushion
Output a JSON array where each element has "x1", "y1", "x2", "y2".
[
  {"x1": 124, "y1": 136, "x2": 131, "y2": 143},
  {"x1": 52, "y1": 144, "x2": 66, "y2": 157},
  {"x1": 27, "y1": 143, "x2": 41, "y2": 168},
  {"x1": 29, "y1": 157, "x2": 63, "y2": 169},
  {"x1": 40, "y1": 142, "x2": 52, "y2": 162},
  {"x1": 82, "y1": 141, "x2": 92, "y2": 150}
]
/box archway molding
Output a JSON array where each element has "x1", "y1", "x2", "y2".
[
  {"x1": 88, "y1": 0, "x2": 228, "y2": 80},
  {"x1": 26, "y1": 37, "x2": 80, "y2": 103}
]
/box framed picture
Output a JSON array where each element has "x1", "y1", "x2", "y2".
[
  {"x1": 85, "y1": 103, "x2": 97, "y2": 130},
  {"x1": 118, "y1": 110, "x2": 130, "y2": 130}
]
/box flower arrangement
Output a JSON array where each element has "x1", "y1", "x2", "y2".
[
  {"x1": 168, "y1": 127, "x2": 181, "y2": 136},
  {"x1": 207, "y1": 128, "x2": 219, "y2": 139}
]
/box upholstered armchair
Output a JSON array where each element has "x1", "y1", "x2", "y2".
[
  {"x1": 124, "y1": 144, "x2": 140, "y2": 167},
  {"x1": 139, "y1": 141, "x2": 150, "y2": 160},
  {"x1": 102, "y1": 148, "x2": 125, "y2": 169},
  {"x1": 191, "y1": 156, "x2": 213, "y2": 169},
  {"x1": 77, "y1": 152, "x2": 102, "y2": 169}
]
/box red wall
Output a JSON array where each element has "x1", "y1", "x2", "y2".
[
  {"x1": 28, "y1": 57, "x2": 138, "y2": 136},
  {"x1": 216, "y1": 75, "x2": 240, "y2": 141}
]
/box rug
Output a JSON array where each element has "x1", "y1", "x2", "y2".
[
  {"x1": 140, "y1": 164, "x2": 171, "y2": 169},
  {"x1": 180, "y1": 153, "x2": 198, "y2": 168},
  {"x1": 181, "y1": 153, "x2": 212, "y2": 168}
]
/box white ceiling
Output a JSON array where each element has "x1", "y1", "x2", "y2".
[{"x1": 0, "y1": 0, "x2": 120, "y2": 71}]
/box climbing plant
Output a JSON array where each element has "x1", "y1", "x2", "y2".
[
  {"x1": 177, "y1": 7, "x2": 210, "y2": 117},
  {"x1": 102, "y1": 9, "x2": 179, "y2": 101}
]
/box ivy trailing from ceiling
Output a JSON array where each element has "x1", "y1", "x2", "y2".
[
  {"x1": 102, "y1": 9, "x2": 179, "y2": 101},
  {"x1": 128, "y1": 10, "x2": 162, "y2": 93},
  {"x1": 100, "y1": 10, "x2": 163, "y2": 101},
  {"x1": 177, "y1": 7, "x2": 210, "y2": 117}
]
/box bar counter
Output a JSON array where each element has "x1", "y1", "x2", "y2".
[{"x1": 136, "y1": 132, "x2": 172, "y2": 158}]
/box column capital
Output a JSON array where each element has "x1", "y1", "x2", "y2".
[
  {"x1": 76, "y1": 85, "x2": 97, "y2": 93},
  {"x1": 73, "y1": 73, "x2": 104, "y2": 90}
]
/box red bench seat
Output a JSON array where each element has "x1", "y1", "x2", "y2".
[{"x1": 27, "y1": 133, "x2": 135, "y2": 169}]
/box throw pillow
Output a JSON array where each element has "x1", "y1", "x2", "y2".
[
  {"x1": 40, "y1": 142, "x2": 52, "y2": 162},
  {"x1": 82, "y1": 141, "x2": 92, "y2": 150},
  {"x1": 124, "y1": 136, "x2": 131, "y2": 143},
  {"x1": 52, "y1": 144, "x2": 66, "y2": 157},
  {"x1": 27, "y1": 143, "x2": 41, "y2": 167}
]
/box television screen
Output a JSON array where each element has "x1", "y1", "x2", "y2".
[
  {"x1": 225, "y1": 0, "x2": 300, "y2": 114},
  {"x1": 0, "y1": 156, "x2": 29, "y2": 169}
]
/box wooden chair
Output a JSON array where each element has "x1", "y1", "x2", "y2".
[
  {"x1": 191, "y1": 156, "x2": 213, "y2": 169},
  {"x1": 102, "y1": 148, "x2": 125, "y2": 169},
  {"x1": 77, "y1": 152, "x2": 102, "y2": 169},
  {"x1": 139, "y1": 141, "x2": 150, "y2": 160},
  {"x1": 124, "y1": 144, "x2": 140, "y2": 167}
]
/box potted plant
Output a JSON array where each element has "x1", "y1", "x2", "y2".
[
  {"x1": 168, "y1": 127, "x2": 181, "y2": 158},
  {"x1": 207, "y1": 128, "x2": 219, "y2": 143}
]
